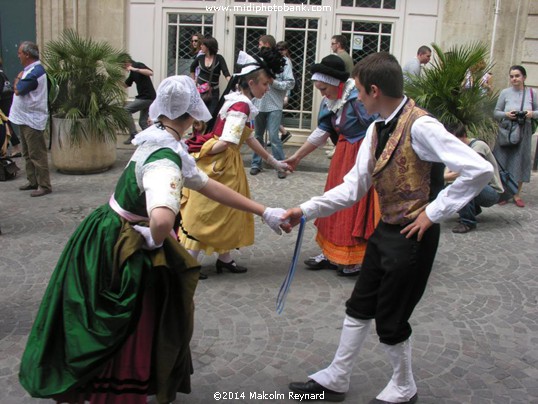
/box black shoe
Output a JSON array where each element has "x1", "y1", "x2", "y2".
[
  {"x1": 250, "y1": 167, "x2": 261, "y2": 175},
  {"x1": 281, "y1": 131, "x2": 292, "y2": 144},
  {"x1": 199, "y1": 272, "x2": 208, "y2": 280},
  {"x1": 368, "y1": 393, "x2": 418, "y2": 404},
  {"x1": 452, "y1": 223, "x2": 474, "y2": 234},
  {"x1": 289, "y1": 380, "x2": 345, "y2": 402},
  {"x1": 304, "y1": 254, "x2": 338, "y2": 270},
  {"x1": 19, "y1": 183, "x2": 38, "y2": 191},
  {"x1": 216, "y1": 259, "x2": 247, "y2": 274}
]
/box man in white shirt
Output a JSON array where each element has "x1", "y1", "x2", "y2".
[
  {"x1": 284, "y1": 52, "x2": 492, "y2": 404},
  {"x1": 10, "y1": 41, "x2": 52, "y2": 197},
  {"x1": 402, "y1": 45, "x2": 432, "y2": 79}
]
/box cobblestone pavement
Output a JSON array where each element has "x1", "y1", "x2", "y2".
[{"x1": 1, "y1": 140, "x2": 537, "y2": 404}]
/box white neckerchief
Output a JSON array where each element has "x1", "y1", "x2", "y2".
[
  {"x1": 323, "y1": 79, "x2": 356, "y2": 113},
  {"x1": 219, "y1": 91, "x2": 259, "y2": 120},
  {"x1": 132, "y1": 126, "x2": 199, "y2": 180}
]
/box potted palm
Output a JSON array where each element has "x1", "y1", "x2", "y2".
[
  {"x1": 43, "y1": 29, "x2": 131, "y2": 174},
  {"x1": 405, "y1": 42, "x2": 498, "y2": 145}
]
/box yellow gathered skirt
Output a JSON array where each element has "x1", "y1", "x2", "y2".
[{"x1": 179, "y1": 133, "x2": 254, "y2": 254}]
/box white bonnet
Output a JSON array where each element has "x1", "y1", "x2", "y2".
[{"x1": 149, "y1": 75, "x2": 212, "y2": 122}]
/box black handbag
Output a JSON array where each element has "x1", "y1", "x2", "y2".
[
  {"x1": 0, "y1": 157, "x2": 19, "y2": 181},
  {"x1": 497, "y1": 88, "x2": 527, "y2": 147},
  {"x1": 494, "y1": 157, "x2": 518, "y2": 202}
]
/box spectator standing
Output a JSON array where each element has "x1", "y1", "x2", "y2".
[
  {"x1": 190, "y1": 36, "x2": 231, "y2": 115},
  {"x1": 123, "y1": 56, "x2": 156, "y2": 144},
  {"x1": 402, "y1": 45, "x2": 432, "y2": 79},
  {"x1": 331, "y1": 35, "x2": 354, "y2": 74},
  {"x1": 9, "y1": 41, "x2": 52, "y2": 197},
  {"x1": 444, "y1": 123, "x2": 504, "y2": 233},
  {"x1": 285, "y1": 52, "x2": 492, "y2": 404},
  {"x1": 191, "y1": 32, "x2": 204, "y2": 81},
  {"x1": 250, "y1": 35, "x2": 295, "y2": 179},
  {"x1": 276, "y1": 41, "x2": 293, "y2": 145},
  {"x1": 493, "y1": 65, "x2": 537, "y2": 208}
]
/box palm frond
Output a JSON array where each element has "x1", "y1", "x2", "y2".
[
  {"x1": 43, "y1": 29, "x2": 130, "y2": 145},
  {"x1": 405, "y1": 42, "x2": 497, "y2": 145}
]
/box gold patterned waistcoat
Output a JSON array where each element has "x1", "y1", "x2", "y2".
[{"x1": 371, "y1": 99, "x2": 435, "y2": 225}]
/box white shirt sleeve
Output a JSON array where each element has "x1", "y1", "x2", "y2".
[
  {"x1": 219, "y1": 110, "x2": 248, "y2": 144},
  {"x1": 299, "y1": 115, "x2": 493, "y2": 224},
  {"x1": 300, "y1": 123, "x2": 376, "y2": 220},
  {"x1": 142, "y1": 161, "x2": 183, "y2": 216},
  {"x1": 410, "y1": 116, "x2": 493, "y2": 223},
  {"x1": 307, "y1": 127, "x2": 331, "y2": 148}
]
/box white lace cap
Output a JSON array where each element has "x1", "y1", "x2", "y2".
[
  {"x1": 149, "y1": 75, "x2": 212, "y2": 122},
  {"x1": 311, "y1": 72, "x2": 341, "y2": 87}
]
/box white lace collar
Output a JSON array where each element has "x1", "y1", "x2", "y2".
[
  {"x1": 131, "y1": 126, "x2": 199, "y2": 180},
  {"x1": 219, "y1": 91, "x2": 259, "y2": 120},
  {"x1": 323, "y1": 79, "x2": 356, "y2": 113}
]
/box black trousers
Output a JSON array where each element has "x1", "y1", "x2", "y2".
[{"x1": 345, "y1": 220, "x2": 440, "y2": 345}]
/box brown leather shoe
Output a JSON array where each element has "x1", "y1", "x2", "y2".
[
  {"x1": 30, "y1": 188, "x2": 52, "y2": 197},
  {"x1": 19, "y1": 183, "x2": 38, "y2": 191}
]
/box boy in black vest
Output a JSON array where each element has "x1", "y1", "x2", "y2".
[{"x1": 282, "y1": 52, "x2": 493, "y2": 403}]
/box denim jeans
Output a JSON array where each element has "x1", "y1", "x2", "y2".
[
  {"x1": 458, "y1": 184, "x2": 500, "y2": 228},
  {"x1": 252, "y1": 110, "x2": 285, "y2": 169},
  {"x1": 125, "y1": 98, "x2": 153, "y2": 135}
]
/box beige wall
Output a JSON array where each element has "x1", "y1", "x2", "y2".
[
  {"x1": 440, "y1": 0, "x2": 538, "y2": 90},
  {"x1": 36, "y1": 0, "x2": 127, "y2": 50}
]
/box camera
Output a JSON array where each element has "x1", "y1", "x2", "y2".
[{"x1": 514, "y1": 111, "x2": 527, "y2": 125}]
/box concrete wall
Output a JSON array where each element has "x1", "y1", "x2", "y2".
[
  {"x1": 440, "y1": 0, "x2": 537, "y2": 91},
  {"x1": 36, "y1": 0, "x2": 126, "y2": 50}
]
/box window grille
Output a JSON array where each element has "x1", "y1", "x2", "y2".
[
  {"x1": 341, "y1": 20, "x2": 392, "y2": 65},
  {"x1": 340, "y1": 0, "x2": 396, "y2": 9},
  {"x1": 282, "y1": 18, "x2": 318, "y2": 130},
  {"x1": 167, "y1": 13, "x2": 214, "y2": 77}
]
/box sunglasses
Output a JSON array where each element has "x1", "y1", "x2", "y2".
[{"x1": 192, "y1": 39, "x2": 199, "y2": 42}]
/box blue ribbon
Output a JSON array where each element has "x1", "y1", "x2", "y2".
[{"x1": 276, "y1": 215, "x2": 306, "y2": 315}]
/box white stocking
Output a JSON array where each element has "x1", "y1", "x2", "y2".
[
  {"x1": 309, "y1": 315, "x2": 372, "y2": 393},
  {"x1": 376, "y1": 339, "x2": 417, "y2": 402}
]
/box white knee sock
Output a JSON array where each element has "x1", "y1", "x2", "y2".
[
  {"x1": 376, "y1": 339, "x2": 417, "y2": 402},
  {"x1": 309, "y1": 315, "x2": 372, "y2": 393}
]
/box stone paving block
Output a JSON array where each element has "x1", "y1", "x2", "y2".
[{"x1": 1, "y1": 145, "x2": 537, "y2": 403}]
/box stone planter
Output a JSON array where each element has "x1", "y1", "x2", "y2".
[{"x1": 51, "y1": 117, "x2": 116, "y2": 174}]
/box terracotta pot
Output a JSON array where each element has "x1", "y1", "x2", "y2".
[{"x1": 51, "y1": 117, "x2": 116, "y2": 174}]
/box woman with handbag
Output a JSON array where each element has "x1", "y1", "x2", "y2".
[
  {"x1": 190, "y1": 36, "x2": 231, "y2": 115},
  {"x1": 493, "y1": 65, "x2": 538, "y2": 207}
]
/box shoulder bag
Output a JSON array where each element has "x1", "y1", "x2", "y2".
[
  {"x1": 197, "y1": 57, "x2": 216, "y2": 103},
  {"x1": 497, "y1": 88, "x2": 526, "y2": 147}
]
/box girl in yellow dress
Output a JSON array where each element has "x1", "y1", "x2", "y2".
[{"x1": 180, "y1": 49, "x2": 289, "y2": 276}]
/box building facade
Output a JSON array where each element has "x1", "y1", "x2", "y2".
[{"x1": 34, "y1": 0, "x2": 538, "y2": 142}]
